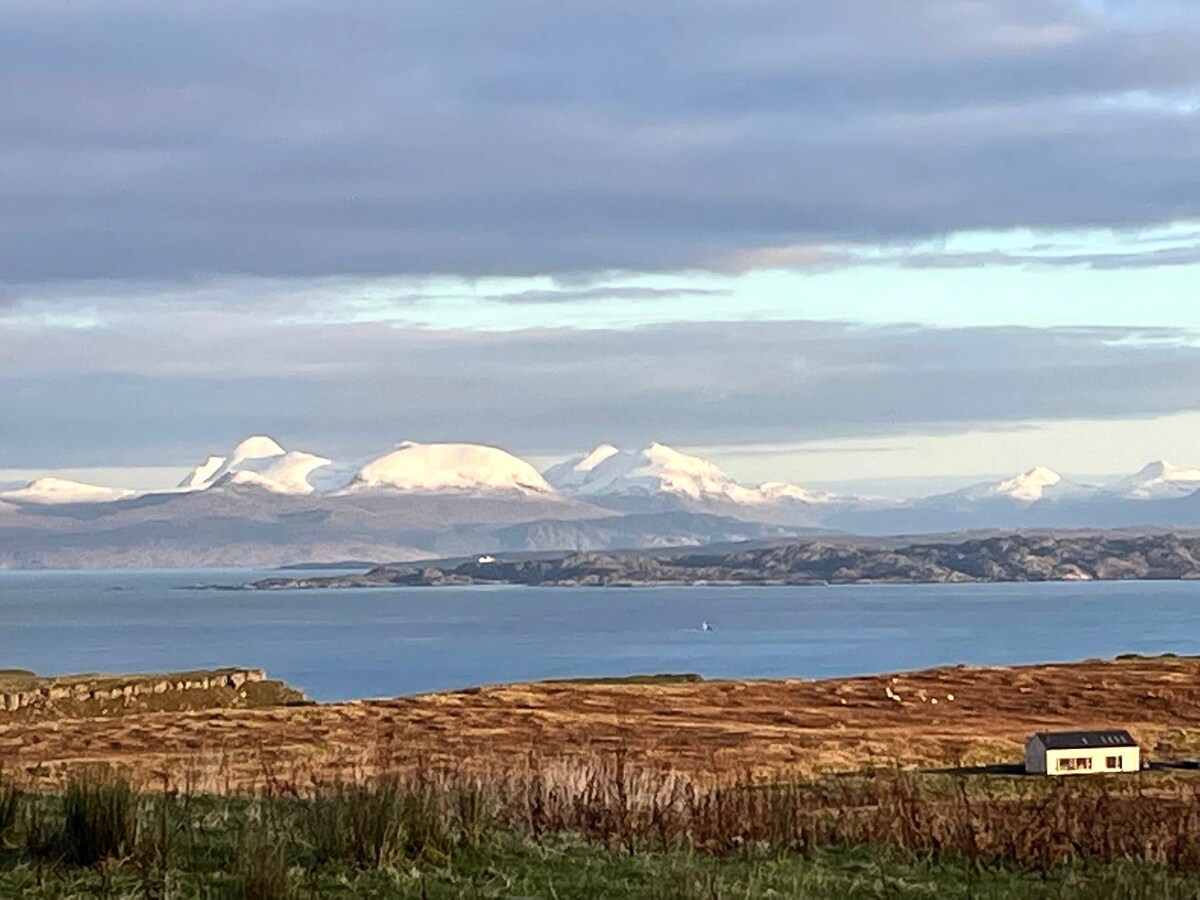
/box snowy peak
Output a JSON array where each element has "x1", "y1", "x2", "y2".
[
  {"x1": 0, "y1": 477, "x2": 133, "y2": 505},
  {"x1": 949, "y1": 465, "x2": 1093, "y2": 504},
  {"x1": 1136, "y1": 460, "x2": 1179, "y2": 480},
  {"x1": 543, "y1": 444, "x2": 620, "y2": 490},
  {"x1": 574, "y1": 442, "x2": 756, "y2": 502},
  {"x1": 994, "y1": 466, "x2": 1062, "y2": 502},
  {"x1": 229, "y1": 435, "x2": 287, "y2": 464},
  {"x1": 552, "y1": 442, "x2": 837, "y2": 508},
  {"x1": 219, "y1": 450, "x2": 334, "y2": 495},
  {"x1": 1114, "y1": 460, "x2": 1200, "y2": 499},
  {"x1": 578, "y1": 444, "x2": 620, "y2": 470},
  {"x1": 179, "y1": 437, "x2": 562, "y2": 498},
  {"x1": 756, "y1": 481, "x2": 838, "y2": 504},
  {"x1": 181, "y1": 435, "x2": 332, "y2": 495},
  {"x1": 351, "y1": 442, "x2": 556, "y2": 496},
  {"x1": 179, "y1": 456, "x2": 225, "y2": 490},
  {"x1": 954, "y1": 466, "x2": 1061, "y2": 503}
]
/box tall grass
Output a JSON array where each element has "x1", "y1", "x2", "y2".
[
  {"x1": 0, "y1": 772, "x2": 18, "y2": 845},
  {"x1": 7, "y1": 758, "x2": 1200, "y2": 885},
  {"x1": 235, "y1": 811, "x2": 292, "y2": 900},
  {"x1": 305, "y1": 777, "x2": 405, "y2": 868},
  {"x1": 304, "y1": 758, "x2": 1200, "y2": 874},
  {"x1": 301, "y1": 773, "x2": 467, "y2": 869},
  {"x1": 57, "y1": 773, "x2": 138, "y2": 866}
]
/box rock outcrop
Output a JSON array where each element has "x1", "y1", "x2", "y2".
[
  {"x1": 249, "y1": 533, "x2": 1200, "y2": 590},
  {"x1": 0, "y1": 668, "x2": 307, "y2": 719}
]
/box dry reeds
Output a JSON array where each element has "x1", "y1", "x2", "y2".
[
  {"x1": 58, "y1": 773, "x2": 138, "y2": 867},
  {"x1": 235, "y1": 813, "x2": 293, "y2": 900},
  {"x1": 297, "y1": 759, "x2": 1200, "y2": 874},
  {"x1": 0, "y1": 772, "x2": 18, "y2": 841},
  {"x1": 6, "y1": 756, "x2": 1200, "y2": 880}
]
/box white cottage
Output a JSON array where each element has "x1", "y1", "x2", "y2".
[{"x1": 1024, "y1": 730, "x2": 1140, "y2": 776}]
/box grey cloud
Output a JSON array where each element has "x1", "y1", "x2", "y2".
[
  {"x1": 1, "y1": 0, "x2": 1199, "y2": 283},
  {"x1": 4, "y1": 316, "x2": 1200, "y2": 467},
  {"x1": 894, "y1": 243, "x2": 1200, "y2": 270}
]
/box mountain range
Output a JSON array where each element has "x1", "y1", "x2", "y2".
[{"x1": 6, "y1": 435, "x2": 1200, "y2": 568}]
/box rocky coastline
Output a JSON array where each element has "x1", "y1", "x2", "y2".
[
  {"x1": 0, "y1": 667, "x2": 308, "y2": 719},
  {"x1": 247, "y1": 532, "x2": 1200, "y2": 590}
]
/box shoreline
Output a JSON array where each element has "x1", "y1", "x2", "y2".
[{"x1": 237, "y1": 532, "x2": 1200, "y2": 591}]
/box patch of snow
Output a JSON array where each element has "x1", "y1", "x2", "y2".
[
  {"x1": 220, "y1": 451, "x2": 334, "y2": 495},
  {"x1": 564, "y1": 442, "x2": 837, "y2": 506},
  {"x1": 230, "y1": 435, "x2": 287, "y2": 462},
  {"x1": 1112, "y1": 460, "x2": 1200, "y2": 499},
  {"x1": 179, "y1": 455, "x2": 226, "y2": 489},
  {"x1": 0, "y1": 477, "x2": 134, "y2": 505},
  {"x1": 180, "y1": 435, "x2": 332, "y2": 495},
  {"x1": 543, "y1": 444, "x2": 621, "y2": 490},
  {"x1": 573, "y1": 443, "x2": 758, "y2": 502},
  {"x1": 955, "y1": 466, "x2": 1065, "y2": 503},
  {"x1": 350, "y1": 442, "x2": 556, "y2": 495},
  {"x1": 756, "y1": 481, "x2": 839, "y2": 505},
  {"x1": 994, "y1": 466, "x2": 1062, "y2": 502}
]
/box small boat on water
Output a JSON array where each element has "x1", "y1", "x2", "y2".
[{"x1": 700, "y1": 620, "x2": 713, "y2": 632}]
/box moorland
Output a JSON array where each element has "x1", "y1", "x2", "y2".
[{"x1": 4, "y1": 655, "x2": 1200, "y2": 897}]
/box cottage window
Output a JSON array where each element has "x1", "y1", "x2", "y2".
[
  {"x1": 1106, "y1": 756, "x2": 1121, "y2": 770},
  {"x1": 1056, "y1": 757, "x2": 1093, "y2": 772}
]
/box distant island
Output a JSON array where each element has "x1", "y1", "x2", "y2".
[{"x1": 247, "y1": 532, "x2": 1200, "y2": 590}]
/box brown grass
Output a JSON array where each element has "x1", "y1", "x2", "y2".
[
  {"x1": 3, "y1": 655, "x2": 1200, "y2": 791},
  {"x1": 16, "y1": 762, "x2": 1200, "y2": 877}
]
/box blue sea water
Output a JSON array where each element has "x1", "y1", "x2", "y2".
[{"x1": 1, "y1": 569, "x2": 1198, "y2": 702}]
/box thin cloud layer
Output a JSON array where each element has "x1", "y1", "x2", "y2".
[
  {"x1": 1, "y1": 0, "x2": 1198, "y2": 283},
  {"x1": 4, "y1": 315, "x2": 1200, "y2": 467}
]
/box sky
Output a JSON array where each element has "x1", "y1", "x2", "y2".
[{"x1": 3, "y1": 0, "x2": 1200, "y2": 495}]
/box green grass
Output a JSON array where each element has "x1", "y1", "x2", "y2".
[
  {"x1": 6, "y1": 767, "x2": 1200, "y2": 898},
  {"x1": 2, "y1": 836, "x2": 1200, "y2": 898}
]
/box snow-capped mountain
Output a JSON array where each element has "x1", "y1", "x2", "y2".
[
  {"x1": 544, "y1": 442, "x2": 841, "y2": 520},
  {"x1": 223, "y1": 451, "x2": 338, "y2": 494},
  {"x1": 826, "y1": 462, "x2": 1170, "y2": 534},
  {"x1": 180, "y1": 435, "x2": 336, "y2": 495},
  {"x1": 1110, "y1": 460, "x2": 1200, "y2": 500},
  {"x1": 349, "y1": 441, "x2": 556, "y2": 496},
  {"x1": 542, "y1": 444, "x2": 620, "y2": 491},
  {"x1": 17, "y1": 438, "x2": 1200, "y2": 569},
  {"x1": 0, "y1": 477, "x2": 134, "y2": 505},
  {"x1": 567, "y1": 443, "x2": 762, "y2": 503},
  {"x1": 756, "y1": 481, "x2": 839, "y2": 504},
  {"x1": 181, "y1": 436, "x2": 558, "y2": 498},
  {"x1": 946, "y1": 466, "x2": 1098, "y2": 504}
]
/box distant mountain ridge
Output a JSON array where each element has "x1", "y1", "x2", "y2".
[
  {"x1": 178, "y1": 436, "x2": 550, "y2": 498},
  {"x1": 8, "y1": 435, "x2": 1200, "y2": 569},
  {"x1": 543, "y1": 442, "x2": 844, "y2": 519},
  {"x1": 0, "y1": 436, "x2": 806, "y2": 569},
  {"x1": 0, "y1": 478, "x2": 133, "y2": 505}
]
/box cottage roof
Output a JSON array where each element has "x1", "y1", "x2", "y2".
[{"x1": 1034, "y1": 730, "x2": 1137, "y2": 750}]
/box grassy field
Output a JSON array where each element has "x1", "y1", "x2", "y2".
[
  {"x1": 6, "y1": 836, "x2": 1200, "y2": 898},
  {"x1": 8, "y1": 654, "x2": 1200, "y2": 791},
  {"x1": 6, "y1": 763, "x2": 1200, "y2": 898},
  {"x1": 7, "y1": 656, "x2": 1200, "y2": 895}
]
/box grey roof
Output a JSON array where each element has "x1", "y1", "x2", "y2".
[{"x1": 1034, "y1": 730, "x2": 1138, "y2": 751}]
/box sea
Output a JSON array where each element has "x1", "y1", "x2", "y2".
[{"x1": 1, "y1": 568, "x2": 1198, "y2": 702}]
